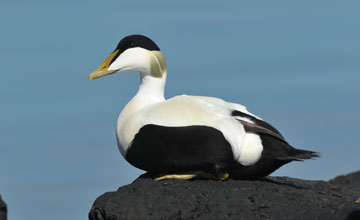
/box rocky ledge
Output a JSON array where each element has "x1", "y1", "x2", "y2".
[
  {"x1": 89, "y1": 172, "x2": 360, "y2": 220},
  {"x1": 0, "y1": 195, "x2": 7, "y2": 220},
  {"x1": 330, "y1": 171, "x2": 360, "y2": 191}
]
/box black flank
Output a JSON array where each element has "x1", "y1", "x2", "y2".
[
  {"x1": 126, "y1": 121, "x2": 319, "y2": 180},
  {"x1": 125, "y1": 124, "x2": 234, "y2": 176}
]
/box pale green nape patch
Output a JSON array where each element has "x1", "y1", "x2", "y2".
[{"x1": 150, "y1": 51, "x2": 167, "y2": 78}]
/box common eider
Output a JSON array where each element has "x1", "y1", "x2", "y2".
[{"x1": 88, "y1": 34, "x2": 318, "y2": 181}]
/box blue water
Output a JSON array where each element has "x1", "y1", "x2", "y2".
[{"x1": 1, "y1": 1, "x2": 359, "y2": 219}]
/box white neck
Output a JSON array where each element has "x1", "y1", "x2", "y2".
[
  {"x1": 118, "y1": 72, "x2": 167, "y2": 122},
  {"x1": 137, "y1": 72, "x2": 166, "y2": 103}
]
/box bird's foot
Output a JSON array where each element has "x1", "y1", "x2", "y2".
[
  {"x1": 154, "y1": 172, "x2": 229, "y2": 181},
  {"x1": 220, "y1": 173, "x2": 230, "y2": 180},
  {"x1": 155, "y1": 174, "x2": 197, "y2": 181}
]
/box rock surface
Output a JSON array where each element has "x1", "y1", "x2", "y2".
[
  {"x1": 89, "y1": 172, "x2": 360, "y2": 220},
  {"x1": 0, "y1": 195, "x2": 7, "y2": 220},
  {"x1": 330, "y1": 171, "x2": 360, "y2": 192}
]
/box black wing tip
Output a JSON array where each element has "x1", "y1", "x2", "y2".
[
  {"x1": 275, "y1": 149, "x2": 320, "y2": 161},
  {"x1": 292, "y1": 149, "x2": 320, "y2": 161}
]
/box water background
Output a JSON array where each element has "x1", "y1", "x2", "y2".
[{"x1": 1, "y1": 1, "x2": 359, "y2": 219}]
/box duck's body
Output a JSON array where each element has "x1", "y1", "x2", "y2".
[{"x1": 89, "y1": 35, "x2": 318, "y2": 180}]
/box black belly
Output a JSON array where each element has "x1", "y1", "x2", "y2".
[{"x1": 125, "y1": 124, "x2": 234, "y2": 175}]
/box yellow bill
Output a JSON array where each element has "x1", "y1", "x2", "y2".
[{"x1": 88, "y1": 49, "x2": 119, "y2": 80}]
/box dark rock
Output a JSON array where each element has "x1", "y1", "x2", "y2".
[
  {"x1": 89, "y1": 172, "x2": 360, "y2": 220},
  {"x1": 330, "y1": 171, "x2": 360, "y2": 192},
  {"x1": 0, "y1": 195, "x2": 7, "y2": 220}
]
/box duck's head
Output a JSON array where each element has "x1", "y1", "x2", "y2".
[{"x1": 88, "y1": 35, "x2": 167, "y2": 80}]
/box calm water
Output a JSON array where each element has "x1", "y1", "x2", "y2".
[{"x1": 1, "y1": 1, "x2": 359, "y2": 219}]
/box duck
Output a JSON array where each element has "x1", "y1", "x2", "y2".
[{"x1": 88, "y1": 34, "x2": 318, "y2": 181}]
